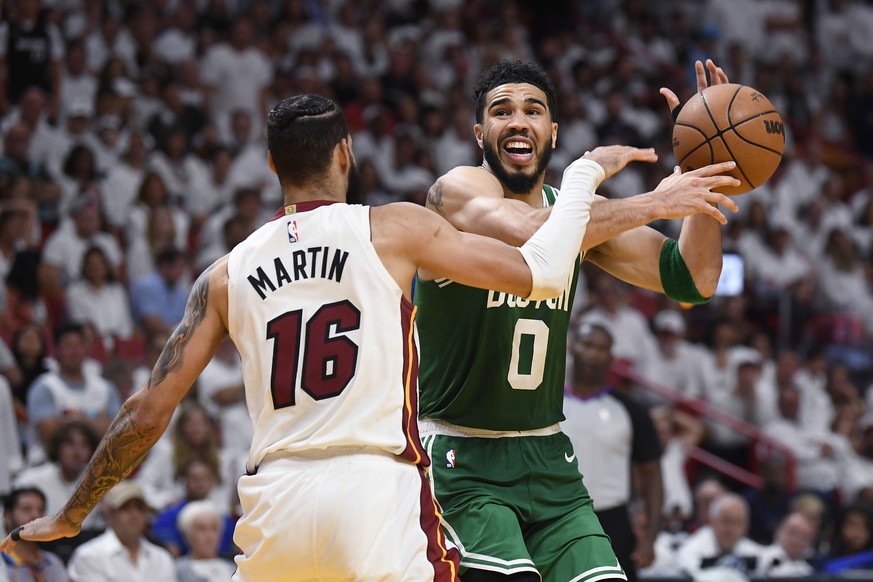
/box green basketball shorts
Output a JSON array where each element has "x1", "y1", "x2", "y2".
[{"x1": 422, "y1": 430, "x2": 627, "y2": 581}]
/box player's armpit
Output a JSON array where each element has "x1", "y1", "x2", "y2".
[{"x1": 585, "y1": 226, "x2": 668, "y2": 293}]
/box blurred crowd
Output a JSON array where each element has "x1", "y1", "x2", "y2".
[{"x1": 1, "y1": 0, "x2": 873, "y2": 579}]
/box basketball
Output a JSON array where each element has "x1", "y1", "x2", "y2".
[{"x1": 672, "y1": 83, "x2": 785, "y2": 195}]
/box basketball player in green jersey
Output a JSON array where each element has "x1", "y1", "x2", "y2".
[{"x1": 415, "y1": 59, "x2": 736, "y2": 581}]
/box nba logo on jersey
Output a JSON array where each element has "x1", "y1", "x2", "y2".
[
  {"x1": 287, "y1": 220, "x2": 299, "y2": 243},
  {"x1": 446, "y1": 450, "x2": 456, "y2": 468}
]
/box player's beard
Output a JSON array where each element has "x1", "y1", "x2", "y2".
[
  {"x1": 346, "y1": 159, "x2": 364, "y2": 204},
  {"x1": 482, "y1": 136, "x2": 553, "y2": 195}
]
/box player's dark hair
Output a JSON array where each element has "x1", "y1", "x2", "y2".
[
  {"x1": 473, "y1": 60, "x2": 557, "y2": 123},
  {"x1": 267, "y1": 94, "x2": 350, "y2": 187}
]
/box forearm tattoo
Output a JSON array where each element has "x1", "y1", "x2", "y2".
[
  {"x1": 427, "y1": 181, "x2": 445, "y2": 216},
  {"x1": 150, "y1": 263, "x2": 214, "y2": 387},
  {"x1": 62, "y1": 265, "x2": 216, "y2": 525},
  {"x1": 65, "y1": 403, "x2": 155, "y2": 524}
]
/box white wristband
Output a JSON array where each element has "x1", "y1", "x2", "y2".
[{"x1": 519, "y1": 158, "x2": 604, "y2": 300}]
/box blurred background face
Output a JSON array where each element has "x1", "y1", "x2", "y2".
[
  {"x1": 778, "y1": 515, "x2": 815, "y2": 560},
  {"x1": 4, "y1": 492, "x2": 45, "y2": 531},
  {"x1": 109, "y1": 500, "x2": 149, "y2": 544},
  {"x1": 181, "y1": 409, "x2": 212, "y2": 446},
  {"x1": 712, "y1": 500, "x2": 749, "y2": 551},
  {"x1": 184, "y1": 461, "x2": 216, "y2": 501},
  {"x1": 570, "y1": 325, "x2": 613, "y2": 385},
  {"x1": 841, "y1": 511, "x2": 871, "y2": 552},
  {"x1": 186, "y1": 514, "x2": 221, "y2": 558},
  {"x1": 58, "y1": 429, "x2": 93, "y2": 476},
  {"x1": 55, "y1": 331, "x2": 87, "y2": 373}
]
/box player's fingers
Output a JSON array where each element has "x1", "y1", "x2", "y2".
[
  {"x1": 659, "y1": 87, "x2": 680, "y2": 112},
  {"x1": 629, "y1": 147, "x2": 658, "y2": 162},
  {"x1": 696, "y1": 60, "x2": 708, "y2": 92},
  {"x1": 700, "y1": 201, "x2": 728, "y2": 225},
  {"x1": 716, "y1": 66, "x2": 730, "y2": 85},
  {"x1": 687, "y1": 161, "x2": 737, "y2": 176},
  {"x1": 706, "y1": 192, "x2": 739, "y2": 213}
]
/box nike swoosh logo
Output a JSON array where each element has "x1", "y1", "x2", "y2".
[{"x1": 564, "y1": 452, "x2": 576, "y2": 463}]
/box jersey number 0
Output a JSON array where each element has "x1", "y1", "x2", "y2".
[{"x1": 266, "y1": 300, "x2": 362, "y2": 409}]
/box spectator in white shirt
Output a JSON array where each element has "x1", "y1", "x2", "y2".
[
  {"x1": 651, "y1": 405, "x2": 704, "y2": 524},
  {"x1": 102, "y1": 130, "x2": 149, "y2": 230},
  {"x1": 68, "y1": 481, "x2": 178, "y2": 582},
  {"x1": 643, "y1": 310, "x2": 703, "y2": 401},
  {"x1": 676, "y1": 493, "x2": 764, "y2": 578},
  {"x1": 199, "y1": 17, "x2": 272, "y2": 137},
  {"x1": 580, "y1": 274, "x2": 656, "y2": 373},
  {"x1": 765, "y1": 385, "x2": 851, "y2": 495},
  {"x1": 756, "y1": 512, "x2": 817, "y2": 577},
  {"x1": 198, "y1": 338, "x2": 252, "y2": 455},
  {"x1": 66, "y1": 246, "x2": 134, "y2": 350},
  {"x1": 39, "y1": 194, "x2": 122, "y2": 292}
]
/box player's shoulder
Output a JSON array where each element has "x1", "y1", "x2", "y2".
[{"x1": 438, "y1": 165, "x2": 504, "y2": 198}]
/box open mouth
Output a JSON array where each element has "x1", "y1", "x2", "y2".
[{"x1": 502, "y1": 138, "x2": 534, "y2": 164}]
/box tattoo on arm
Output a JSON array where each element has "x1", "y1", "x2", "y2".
[
  {"x1": 150, "y1": 263, "x2": 214, "y2": 387},
  {"x1": 65, "y1": 403, "x2": 156, "y2": 524},
  {"x1": 427, "y1": 181, "x2": 445, "y2": 216}
]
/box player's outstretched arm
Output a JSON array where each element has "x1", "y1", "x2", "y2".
[
  {"x1": 0, "y1": 259, "x2": 231, "y2": 551},
  {"x1": 585, "y1": 164, "x2": 740, "y2": 296},
  {"x1": 428, "y1": 146, "x2": 658, "y2": 248}
]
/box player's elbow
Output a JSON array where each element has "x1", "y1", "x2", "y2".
[{"x1": 691, "y1": 259, "x2": 722, "y2": 299}]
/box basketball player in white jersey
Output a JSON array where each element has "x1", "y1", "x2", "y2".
[{"x1": 1, "y1": 95, "x2": 736, "y2": 581}]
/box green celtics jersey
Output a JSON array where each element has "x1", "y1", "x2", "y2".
[{"x1": 414, "y1": 184, "x2": 580, "y2": 431}]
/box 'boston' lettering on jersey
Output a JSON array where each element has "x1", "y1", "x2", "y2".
[
  {"x1": 247, "y1": 246, "x2": 350, "y2": 299},
  {"x1": 485, "y1": 269, "x2": 574, "y2": 312}
]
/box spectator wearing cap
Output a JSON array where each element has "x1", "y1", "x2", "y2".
[
  {"x1": 643, "y1": 309, "x2": 703, "y2": 402},
  {"x1": 174, "y1": 500, "x2": 236, "y2": 582},
  {"x1": 1, "y1": 487, "x2": 68, "y2": 581},
  {"x1": 129, "y1": 247, "x2": 188, "y2": 338},
  {"x1": 38, "y1": 193, "x2": 122, "y2": 294},
  {"x1": 68, "y1": 481, "x2": 178, "y2": 582}
]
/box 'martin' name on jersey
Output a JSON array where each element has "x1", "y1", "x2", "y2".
[{"x1": 248, "y1": 246, "x2": 349, "y2": 299}]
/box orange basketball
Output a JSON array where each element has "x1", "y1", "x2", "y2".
[{"x1": 672, "y1": 83, "x2": 785, "y2": 195}]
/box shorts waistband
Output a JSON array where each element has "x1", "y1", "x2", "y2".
[
  {"x1": 255, "y1": 447, "x2": 400, "y2": 472},
  {"x1": 418, "y1": 418, "x2": 561, "y2": 438}
]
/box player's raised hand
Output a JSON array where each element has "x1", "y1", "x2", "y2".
[
  {"x1": 659, "y1": 59, "x2": 730, "y2": 116},
  {"x1": 0, "y1": 514, "x2": 81, "y2": 555},
  {"x1": 581, "y1": 145, "x2": 658, "y2": 180},
  {"x1": 649, "y1": 162, "x2": 741, "y2": 224}
]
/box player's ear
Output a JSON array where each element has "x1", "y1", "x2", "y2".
[
  {"x1": 551, "y1": 122, "x2": 558, "y2": 149},
  {"x1": 473, "y1": 124, "x2": 484, "y2": 150},
  {"x1": 336, "y1": 137, "x2": 352, "y2": 172},
  {"x1": 267, "y1": 151, "x2": 277, "y2": 175}
]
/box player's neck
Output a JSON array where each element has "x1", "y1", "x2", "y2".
[{"x1": 281, "y1": 185, "x2": 346, "y2": 206}]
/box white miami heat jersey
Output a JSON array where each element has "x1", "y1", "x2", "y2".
[{"x1": 226, "y1": 201, "x2": 426, "y2": 472}]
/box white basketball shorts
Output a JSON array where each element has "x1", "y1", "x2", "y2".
[{"x1": 232, "y1": 450, "x2": 460, "y2": 581}]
